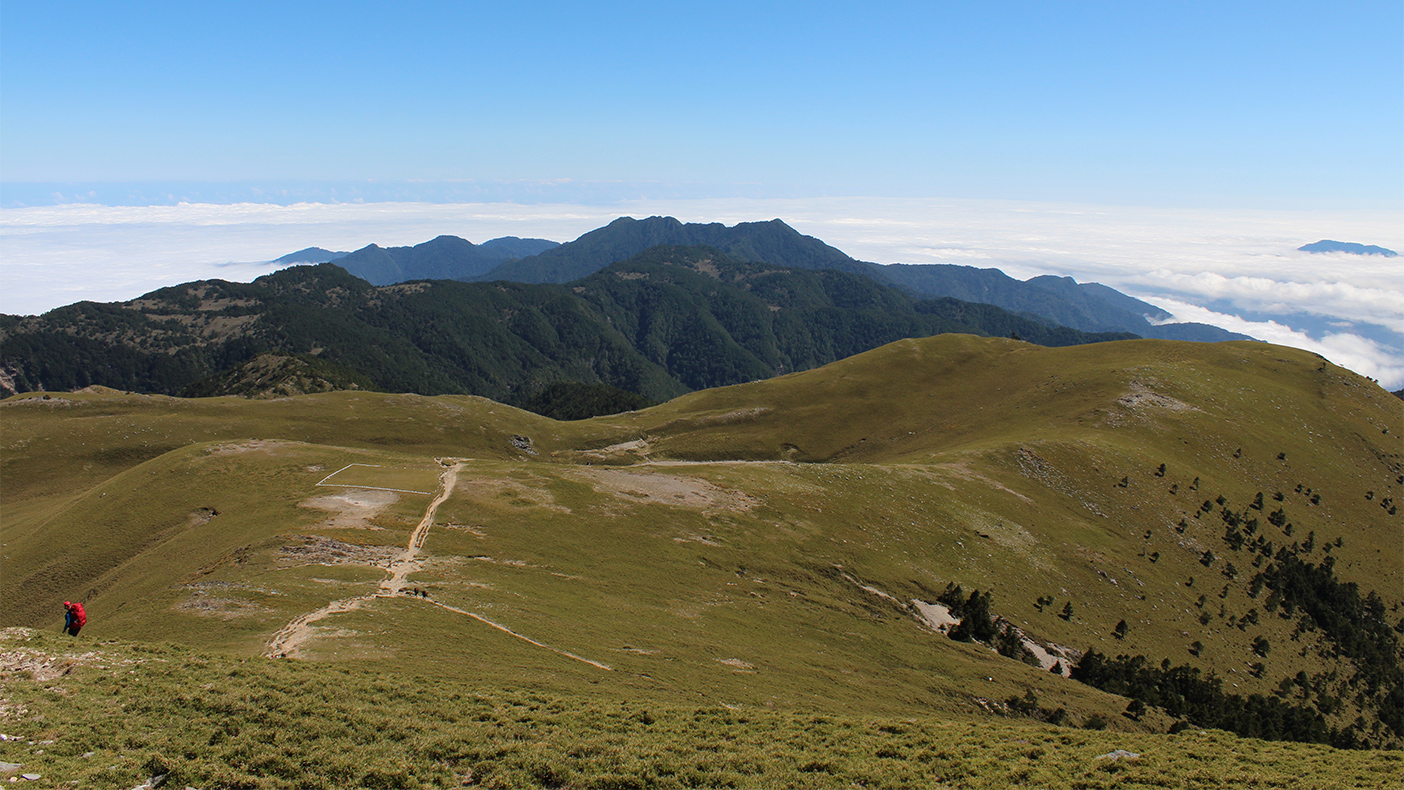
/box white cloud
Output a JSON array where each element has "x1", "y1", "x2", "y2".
[
  {"x1": 1139, "y1": 271, "x2": 1404, "y2": 335},
  {"x1": 3, "y1": 197, "x2": 1401, "y2": 388},
  {"x1": 1141, "y1": 297, "x2": 1404, "y2": 390},
  {"x1": 0, "y1": 202, "x2": 629, "y2": 315}
]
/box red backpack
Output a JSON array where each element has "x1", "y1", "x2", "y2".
[{"x1": 70, "y1": 602, "x2": 86, "y2": 627}]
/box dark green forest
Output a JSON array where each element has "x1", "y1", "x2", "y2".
[{"x1": 0, "y1": 246, "x2": 1134, "y2": 407}]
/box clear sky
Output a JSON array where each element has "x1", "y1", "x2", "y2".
[
  {"x1": 2, "y1": 3, "x2": 1402, "y2": 387},
  {"x1": 3, "y1": 1, "x2": 1401, "y2": 208}
]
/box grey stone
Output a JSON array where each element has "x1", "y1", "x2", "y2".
[{"x1": 1095, "y1": 749, "x2": 1141, "y2": 761}]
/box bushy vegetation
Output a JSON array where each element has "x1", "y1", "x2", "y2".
[
  {"x1": 1068, "y1": 474, "x2": 1404, "y2": 749},
  {"x1": 3, "y1": 630, "x2": 1399, "y2": 789},
  {"x1": 1072, "y1": 651, "x2": 1343, "y2": 746},
  {"x1": 519, "y1": 381, "x2": 656, "y2": 420},
  {"x1": 179, "y1": 353, "x2": 377, "y2": 398}
]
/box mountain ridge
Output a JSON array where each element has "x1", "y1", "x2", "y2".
[
  {"x1": 1298, "y1": 239, "x2": 1398, "y2": 257},
  {"x1": 474, "y1": 216, "x2": 864, "y2": 284},
  {"x1": 334, "y1": 234, "x2": 560, "y2": 285},
  {"x1": 0, "y1": 247, "x2": 1134, "y2": 404},
  {"x1": 3, "y1": 333, "x2": 1399, "y2": 755},
  {"x1": 334, "y1": 216, "x2": 1241, "y2": 341}
]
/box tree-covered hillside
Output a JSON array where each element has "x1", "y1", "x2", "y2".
[
  {"x1": 477, "y1": 216, "x2": 866, "y2": 284},
  {"x1": 335, "y1": 234, "x2": 560, "y2": 285},
  {"x1": 0, "y1": 247, "x2": 1133, "y2": 403}
]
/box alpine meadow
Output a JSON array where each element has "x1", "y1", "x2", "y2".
[
  {"x1": 3, "y1": 3, "x2": 1402, "y2": 785},
  {"x1": 2, "y1": 318, "x2": 1401, "y2": 786}
]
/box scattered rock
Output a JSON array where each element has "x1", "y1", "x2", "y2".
[
  {"x1": 0, "y1": 764, "x2": 18, "y2": 775},
  {"x1": 1095, "y1": 749, "x2": 1141, "y2": 761},
  {"x1": 509, "y1": 435, "x2": 537, "y2": 455},
  {"x1": 278, "y1": 535, "x2": 398, "y2": 568}
]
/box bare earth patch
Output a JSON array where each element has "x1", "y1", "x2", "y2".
[
  {"x1": 912, "y1": 599, "x2": 959, "y2": 632},
  {"x1": 716, "y1": 658, "x2": 756, "y2": 672},
  {"x1": 205, "y1": 439, "x2": 294, "y2": 456},
  {"x1": 277, "y1": 535, "x2": 399, "y2": 568},
  {"x1": 673, "y1": 532, "x2": 724, "y2": 546},
  {"x1": 175, "y1": 581, "x2": 275, "y2": 619},
  {"x1": 572, "y1": 468, "x2": 760, "y2": 513},
  {"x1": 1106, "y1": 381, "x2": 1200, "y2": 427},
  {"x1": 299, "y1": 489, "x2": 399, "y2": 529}
]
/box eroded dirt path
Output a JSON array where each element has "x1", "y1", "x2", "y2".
[
  {"x1": 265, "y1": 459, "x2": 611, "y2": 670},
  {"x1": 427, "y1": 600, "x2": 612, "y2": 670},
  {"x1": 379, "y1": 459, "x2": 461, "y2": 596},
  {"x1": 265, "y1": 459, "x2": 461, "y2": 658}
]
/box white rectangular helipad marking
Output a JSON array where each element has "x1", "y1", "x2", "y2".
[{"x1": 314, "y1": 463, "x2": 433, "y2": 495}]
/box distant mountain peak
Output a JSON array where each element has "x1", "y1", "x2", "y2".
[
  {"x1": 273, "y1": 247, "x2": 349, "y2": 265},
  {"x1": 473, "y1": 215, "x2": 860, "y2": 285},
  {"x1": 329, "y1": 235, "x2": 559, "y2": 285},
  {"x1": 1298, "y1": 240, "x2": 1397, "y2": 257}
]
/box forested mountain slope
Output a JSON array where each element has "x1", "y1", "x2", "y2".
[
  {"x1": 0, "y1": 247, "x2": 1131, "y2": 403},
  {"x1": 335, "y1": 234, "x2": 559, "y2": 285}
]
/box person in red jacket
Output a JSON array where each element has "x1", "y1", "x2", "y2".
[{"x1": 62, "y1": 601, "x2": 86, "y2": 636}]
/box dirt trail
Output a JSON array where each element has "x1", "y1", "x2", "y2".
[
  {"x1": 265, "y1": 459, "x2": 611, "y2": 671},
  {"x1": 265, "y1": 459, "x2": 461, "y2": 658},
  {"x1": 379, "y1": 460, "x2": 461, "y2": 596},
  {"x1": 265, "y1": 594, "x2": 375, "y2": 657},
  {"x1": 427, "y1": 600, "x2": 612, "y2": 670}
]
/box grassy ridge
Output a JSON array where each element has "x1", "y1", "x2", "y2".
[
  {"x1": 3, "y1": 628, "x2": 1400, "y2": 789},
  {"x1": 2, "y1": 335, "x2": 1400, "y2": 756}
]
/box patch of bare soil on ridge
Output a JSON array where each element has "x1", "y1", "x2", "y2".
[
  {"x1": 299, "y1": 489, "x2": 399, "y2": 529},
  {"x1": 1106, "y1": 381, "x2": 1199, "y2": 426},
  {"x1": 174, "y1": 581, "x2": 276, "y2": 619},
  {"x1": 277, "y1": 535, "x2": 399, "y2": 568},
  {"x1": 205, "y1": 439, "x2": 292, "y2": 456},
  {"x1": 572, "y1": 467, "x2": 760, "y2": 513}
]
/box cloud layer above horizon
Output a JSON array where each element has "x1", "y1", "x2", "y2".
[{"x1": 2, "y1": 198, "x2": 1400, "y2": 388}]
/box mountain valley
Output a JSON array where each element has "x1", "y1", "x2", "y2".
[{"x1": 2, "y1": 334, "x2": 1401, "y2": 786}]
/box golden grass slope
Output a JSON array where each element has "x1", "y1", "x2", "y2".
[{"x1": 2, "y1": 335, "x2": 1400, "y2": 736}]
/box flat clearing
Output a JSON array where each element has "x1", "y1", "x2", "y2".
[{"x1": 315, "y1": 462, "x2": 439, "y2": 494}]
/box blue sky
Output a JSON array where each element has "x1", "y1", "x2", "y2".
[
  {"x1": 3, "y1": 3, "x2": 1402, "y2": 386},
  {"x1": 3, "y1": 1, "x2": 1400, "y2": 208}
]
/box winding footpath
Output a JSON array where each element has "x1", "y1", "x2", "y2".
[{"x1": 265, "y1": 458, "x2": 610, "y2": 670}]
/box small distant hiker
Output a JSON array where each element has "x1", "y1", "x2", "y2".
[{"x1": 62, "y1": 601, "x2": 86, "y2": 636}]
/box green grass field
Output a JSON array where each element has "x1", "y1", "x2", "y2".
[
  {"x1": 316, "y1": 462, "x2": 443, "y2": 495},
  {"x1": 3, "y1": 628, "x2": 1401, "y2": 789},
  {"x1": 2, "y1": 335, "x2": 1401, "y2": 785}
]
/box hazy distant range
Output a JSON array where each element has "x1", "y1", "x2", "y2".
[{"x1": 0, "y1": 198, "x2": 1400, "y2": 388}]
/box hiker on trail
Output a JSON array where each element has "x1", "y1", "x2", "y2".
[{"x1": 62, "y1": 601, "x2": 86, "y2": 636}]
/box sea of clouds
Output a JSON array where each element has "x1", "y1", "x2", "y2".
[{"x1": 2, "y1": 197, "x2": 1400, "y2": 389}]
